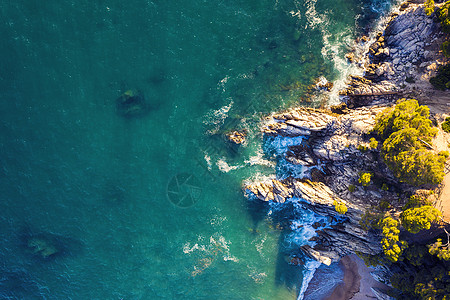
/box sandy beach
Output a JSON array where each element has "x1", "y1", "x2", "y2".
[{"x1": 325, "y1": 254, "x2": 391, "y2": 300}]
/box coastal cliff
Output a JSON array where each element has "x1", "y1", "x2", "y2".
[{"x1": 243, "y1": 1, "x2": 449, "y2": 295}]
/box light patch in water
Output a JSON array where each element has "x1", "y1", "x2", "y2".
[
  {"x1": 203, "y1": 100, "x2": 234, "y2": 135},
  {"x1": 216, "y1": 158, "x2": 242, "y2": 173},
  {"x1": 184, "y1": 234, "x2": 239, "y2": 277}
]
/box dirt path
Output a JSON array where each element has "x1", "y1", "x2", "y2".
[
  {"x1": 437, "y1": 171, "x2": 450, "y2": 223},
  {"x1": 432, "y1": 124, "x2": 450, "y2": 223}
]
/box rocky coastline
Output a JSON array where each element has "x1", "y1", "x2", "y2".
[{"x1": 243, "y1": 1, "x2": 449, "y2": 299}]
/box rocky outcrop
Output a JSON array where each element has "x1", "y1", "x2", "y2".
[
  {"x1": 383, "y1": 6, "x2": 437, "y2": 83},
  {"x1": 245, "y1": 179, "x2": 293, "y2": 203},
  {"x1": 243, "y1": 105, "x2": 403, "y2": 263},
  {"x1": 340, "y1": 4, "x2": 447, "y2": 109},
  {"x1": 226, "y1": 130, "x2": 247, "y2": 145},
  {"x1": 243, "y1": 1, "x2": 443, "y2": 274}
]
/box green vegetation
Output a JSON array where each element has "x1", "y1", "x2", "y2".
[
  {"x1": 373, "y1": 99, "x2": 446, "y2": 186},
  {"x1": 360, "y1": 210, "x2": 383, "y2": 231},
  {"x1": 403, "y1": 193, "x2": 432, "y2": 210},
  {"x1": 442, "y1": 40, "x2": 450, "y2": 58},
  {"x1": 381, "y1": 183, "x2": 389, "y2": 191},
  {"x1": 430, "y1": 64, "x2": 450, "y2": 90},
  {"x1": 425, "y1": 0, "x2": 435, "y2": 16},
  {"x1": 373, "y1": 99, "x2": 437, "y2": 140},
  {"x1": 400, "y1": 205, "x2": 441, "y2": 234},
  {"x1": 389, "y1": 244, "x2": 450, "y2": 299},
  {"x1": 348, "y1": 184, "x2": 356, "y2": 192},
  {"x1": 369, "y1": 137, "x2": 378, "y2": 149},
  {"x1": 359, "y1": 191, "x2": 450, "y2": 298},
  {"x1": 379, "y1": 216, "x2": 408, "y2": 262},
  {"x1": 442, "y1": 117, "x2": 450, "y2": 133},
  {"x1": 358, "y1": 172, "x2": 372, "y2": 186},
  {"x1": 429, "y1": 235, "x2": 450, "y2": 261},
  {"x1": 427, "y1": 1, "x2": 450, "y2": 89},
  {"x1": 438, "y1": 0, "x2": 450, "y2": 33},
  {"x1": 333, "y1": 200, "x2": 348, "y2": 214},
  {"x1": 357, "y1": 144, "x2": 368, "y2": 152}
]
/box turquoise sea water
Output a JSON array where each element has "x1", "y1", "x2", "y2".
[{"x1": 0, "y1": 1, "x2": 392, "y2": 299}]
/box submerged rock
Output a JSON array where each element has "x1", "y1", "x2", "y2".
[
  {"x1": 20, "y1": 228, "x2": 83, "y2": 260},
  {"x1": 226, "y1": 130, "x2": 247, "y2": 145},
  {"x1": 116, "y1": 89, "x2": 149, "y2": 118},
  {"x1": 27, "y1": 237, "x2": 59, "y2": 258}
]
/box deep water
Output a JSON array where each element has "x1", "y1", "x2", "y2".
[{"x1": 0, "y1": 1, "x2": 392, "y2": 299}]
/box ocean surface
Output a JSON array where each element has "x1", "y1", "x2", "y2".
[{"x1": 0, "y1": 1, "x2": 393, "y2": 299}]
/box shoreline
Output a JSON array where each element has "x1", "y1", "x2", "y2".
[
  {"x1": 245, "y1": 1, "x2": 449, "y2": 300},
  {"x1": 305, "y1": 1, "x2": 449, "y2": 298}
]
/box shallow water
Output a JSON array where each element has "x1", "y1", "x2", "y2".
[{"x1": 0, "y1": 1, "x2": 392, "y2": 298}]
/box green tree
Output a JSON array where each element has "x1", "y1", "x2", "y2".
[
  {"x1": 430, "y1": 64, "x2": 450, "y2": 90},
  {"x1": 374, "y1": 99, "x2": 446, "y2": 185},
  {"x1": 386, "y1": 149, "x2": 447, "y2": 185},
  {"x1": 442, "y1": 40, "x2": 450, "y2": 58},
  {"x1": 438, "y1": 0, "x2": 450, "y2": 33},
  {"x1": 400, "y1": 205, "x2": 441, "y2": 234},
  {"x1": 429, "y1": 238, "x2": 450, "y2": 261},
  {"x1": 378, "y1": 216, "x2": 408, "y2": 262},
  {"x1": 373, "y1": 99, "x2": 437, "y2": 141}
]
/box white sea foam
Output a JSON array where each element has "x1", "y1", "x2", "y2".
[
  {"x1": 242, "y1": 173, "x2": 276, "y2": 190},
  {"x1": 218, "y1": 75, "x2": 230, "y2": 93},
  {"x1": 304, "y1": 0, "x2": 323, "y2": 30},
  {"x1": 248, "y1": 265, "x2": 268, "y2": 284},
  {"x1": 204, "y1": 153, "x2": 212, "y2": 171},
  {"x1": 254, "y1": 233, "x2": 267, "y2": 257},
  {"x1": 297, "y1": 259, "x2": 322, "y2": 300},
  {"x1": 265, "y1": 135, "x2": 304, "y2": 157},
  {"x1": 216, "y1": 157, "x2": 242, "y2": 173},
  {"x1": 183, "y1": 243, "x2": 206, "y2": 254},
  {"x1": 203, "y1": 100, "x2": 234, "y2": 135},
  {"x1": 244, "y1": 148, "x2": 275, "y2": 168}
]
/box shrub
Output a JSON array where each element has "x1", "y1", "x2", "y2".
[
  {"x1": 348, "y1": 184, "x2": 356, "y2": 192},
  {"x1": 381, "y1": 183, "x2": 389, "y2": 191},
  {"x1": 437, "y1": 0, "x2": 450, "y2": 33},
  {"x1": 442, "y1": 40, "x2": 450, "y2": 58},
  {"x1": 429, "y1": 238, "x2": 450, "y2": 260},
  {"x1": 357, "y1": 144, "x2": 368, "y2": 152},
  {"x1": 358, "y1": 172, "x2": 372, "y2": 186},
  {"x1": 442, "y1": 117, "x2": 450, "y2": 133},
  {"x1": 369, "y1": 137, "x2": 378, "y2": 149},
  {"x1": 400, "y1": 205, "x2": 442, "y2": 234},
  {"x1": 378, "y1": 216, "x2": 408, "y2": 262},
  {"x1": 403, "y1": 194, "x2": 432, "y2": 210},
  {"x1": 333, "y1": 200, "x2": 348, "y2": 214},
  {"x1": 379, "y1": 200, "x2": 392, "y2": 211},
  {"x1": 425, "y1": 0, "x2": 435, "y2": 16},
  {"x1": 360, "y1": 210, "x2": 383, "y2": 231},
  {"x1": 430, "y1": 64, "x2": 450, "y2": 90}
]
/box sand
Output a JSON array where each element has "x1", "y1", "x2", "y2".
[{"x1": 325, "y1": 255, "x2": 391, "y2": 300}]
